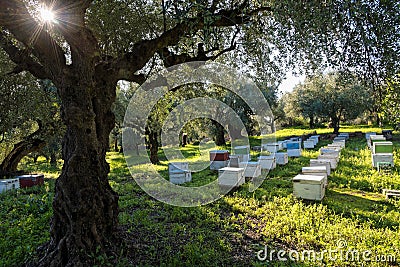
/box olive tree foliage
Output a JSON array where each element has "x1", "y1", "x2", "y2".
[
  {"x1": 0, "y1": 0, "x2": 399, "y2": 265},
  {"x1": 288, "y1": 72, "x2": 371, "y2": 132},
  {"x1": 381, "y1": 74, "x2": 400, "y2": 128},
  {"x1": 0, "y1": 50, "x2": 61, "y2": 175}
]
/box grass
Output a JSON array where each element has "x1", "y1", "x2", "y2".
[{"x1": 1, "y1": 126, "x2": 400, "y2": 266}]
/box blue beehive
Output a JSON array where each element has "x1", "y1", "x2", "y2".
[{"x1": 287, "y1": 142, "x2": 300, "y2": 150}]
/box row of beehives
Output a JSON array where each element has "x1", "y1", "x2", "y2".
[
  {"x1": 293, "y1": 133, "x2": 349, "y2": 201},
  {"x1": 366, "y1": 132, "x2": 394, "y2": 169},
  {"x1": 0, "y1": 174, "x2": 45, "y2": 194},
  {"x1": 168, "y1": 135, "x2": 321, "y2": 186}
]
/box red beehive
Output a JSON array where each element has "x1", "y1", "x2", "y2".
[
  {"x1": 17, "y1": 174, "x2": 45, "y2": 188},
  {"x1": 210, "y1": 150, "x2": 230, "y2": 161}
]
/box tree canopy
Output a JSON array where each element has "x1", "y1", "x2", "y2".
[{"x1": 0, "y1": 0, "x2": 399, "y2": 266}]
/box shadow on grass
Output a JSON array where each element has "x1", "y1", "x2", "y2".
[{"x1": 323, "y1": 189, "x2": 399, "y2": 229}]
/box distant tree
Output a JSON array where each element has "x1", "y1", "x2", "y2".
[
  {"x1": 381, "y1": 74, "x2": 400, "y2": 128},
  {"x1": 0, "y1": 0, "x2": 398, "y2": 265},
  {"x1": 0, "y1": 52, "x2": 61, "y2": 175},
  {"x1": 292, "y1": 73, "x2": 371, "y2": 133}
]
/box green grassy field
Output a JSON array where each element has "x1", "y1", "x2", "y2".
[{"x1": 1, "y1": 127, "x2": 399, "y2": 266}]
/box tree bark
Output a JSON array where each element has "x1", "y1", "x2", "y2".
[
  {"x1": 148, "y1": 130, "x2": 160, "y2": 164},
  {"x1": 38, "y1": 78, "x2": 119, "y2": 267},
  {"x1": 50, "y1": 152, "x2": 57, "y2": 168},
  {"x1": 213, "y1": 121, "x2": 226, "y2": 146},
  {"x1": 0, "y1": 138, "x2": 46, "y2": 173},
  {"x1": 331, "y1": 117, "x2": 340, "y2": 134},
  {"x1": 114, "y1": 136, "x2": 118, "y2": 152},
  {"x1": 309, "y1": 115, "x2": 315, "y2": 129}
]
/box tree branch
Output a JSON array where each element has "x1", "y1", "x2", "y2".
[
  {"x1": 0, "y1": 0, "x2": 66, "y2": 77},
  {"x1": 113, "y1": 5, "x2": 272, "y2": 80},
  {"x1": 0, "y1": 31, "x2": 49, "y2": 79}
]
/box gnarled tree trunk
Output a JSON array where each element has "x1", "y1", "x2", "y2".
[
  {"x1": 148, "y1": 130, "x2": 160, "y2": 164},
  {"x1": 39, "y1": 77, "x2": 119, "y2": 266},
  {"x1": 212, "y1": 120, "x2": 226, "y2": 146},
  {"x1": 0, "y1": 126, "x2": 46, "y2": 174}
]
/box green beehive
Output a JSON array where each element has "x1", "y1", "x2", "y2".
[
  {"x1": 233, "y1": 145, "x2": 250, "y2": 155},
  {"x1": 373, "y1": 142, "x2": 393, "y2": 154}
]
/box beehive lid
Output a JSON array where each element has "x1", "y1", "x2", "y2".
[
  {"x1": 243, "y1": 161, "x2": 260, "y2": 166},
  {"x1": 293, "y1": 174, "x2": 324, "y2": 184},
  {"x1": 370, "y1": 135, "x2": 385, "y2": 140},
  {"x1": 219, "y1": 167, "x2": 244, "y2": 172},
  {"x1": 302, "y1": 166, "x2": 327, "y2": 172},
  {"x1": 258, "y1": 155, "x2": 275, "y2": 159},
  {"x1": 1, "y1": 178, "x2": 19, "y2": 183},
  {"x1": 210, "y1": 150, "x2": 229, "y2": 153},
  {"x1": 16, "y1": 174, "x2": 44, "y2": 179}
]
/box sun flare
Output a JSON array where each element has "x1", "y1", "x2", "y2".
[{"x1": 39, "y1": 7, "x2": 55, "y2": 23}]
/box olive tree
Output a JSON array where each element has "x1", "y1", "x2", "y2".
[{"x1": 0, "y1": 0, "x2": 398, "y2": 265}]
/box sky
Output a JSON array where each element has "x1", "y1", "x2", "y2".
[{"x1": 278, "y1": 72, "x2": 306, "y2": 95}]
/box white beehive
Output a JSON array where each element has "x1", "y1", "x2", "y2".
[
  {"x1": 239, "y1": 161, "x2": 262, "y2": 178},
  {"x1": 372, "y1": 153, "x2": 394, "y2": 168},
  {"x1": 218, "y1": 167, "x2": 245, "y2": 187},
  {"x1": 277, "y1": 141, "x2": 284, "y2": 150},
  {"x1": 263, "y1": 143, "x2": 280, "y2": 153},
  {"x1": 368, "y1": 135, "x2": 385, "y2": 149},
  {"x1": 281, "y1": 140, "x2": 289, "y2": 149},
  {"x1": 365, "y1": 132, "x2": 376, "y2": 140},
  {"x1": 303, "y1": 140, "x2": 315, "y2": 149},
  {"x1": 320, "y1": 148, "x2": 340, "y2": 156},
  {"x1": 332, "y1": 140, "x2": 345, "y2": 148},
  {"x1": 309, "y1": 159, "x2": 331, "y2": 176},
  {"x1": 302, "y1": 166, "x2": 328, "y2": 186},
  {"x1": 210, "y1": 160, "x2": 229, "y2": 170},
  {"x1": 0, "y1": 178, "x2": 20, "y2": 193},
  {"x1": 327, "y1": 144, "x2": 343, "y2": 150},
  {"x1": 258, "y1": 155, "x2": 276, "y2": 170},
  {"x1": 338, "y1": 133, "x2": 349, "y2": 140},
  {"x1": 287, "y1": 149, "x2": 302, "y2": 157},
  {"x1": 293, "y1": 174, "x2": 325, "y2": 201},
  {"x1": 168, "y1": 162, "x2": 192, "y2": 184},
  {"x1": 275, "y1": 152, "x2": 288, "y2": 165},
  {"x1": 317, "y1": 155, "x2": 338, "y2": 169}
]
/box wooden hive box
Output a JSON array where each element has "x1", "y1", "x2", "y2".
[
  {"x1": 302, "y1": 166, "x2": 328, "y2": 186},
  {"x1": 17, "y1": 174, "x2": 44, "y2": 188},
  {"x1": 287, "y1": 141, "x2": 301, "y2": 150},
  {"x1": 373, "y1": 142, "x2": 393, "y2": 154},
  {"x1": 263, "y1": 143, "x2": 280, "y2": 153},
  {"x1": 210, "y1": 160, "x2": 229, "y2": 170},
  {"x1": 275, "y1": 152, "x2": 288, "y2": 165},
  {"x1": 0, "y1": 178, "x2": 20, "y2": 193},
  {"x1": 372, "y1": 153, "x2": 394, "y2": 168},
  {"x1": 309, "y1": 159, "x2": 331, "y2": 176},
  {"x1": 293, "y1": 174, "x2": 325, "y2": 201},
  {"x1": 258, "y1": 155, "x2": 276, "y2": 170},
  {"x1": 218, "y1": 167, "x2": 245, "y2": 187},
  {"x1": 233, "y1": 145, "x2": 250, "y2": 155},
  {"x1": 303, "y1": 140, "x2": 315, "y2": 149},
  {"x1": 327, "y1": 144, "x2": 343, "y2": 150},
  {"x1": 317, "y1": 155, "x2": 338, "y2": 169},
  {"x1": 365, "y1": 132, "x2": 376, "y2": 140},
  {"x1": 287, "y1": 148, "x2": 302, "y2": 157},
  {"x1": 210, "y1": 150, "x2": 230, "y2": 161},
  {"x1": 338, "y1": 133, "x2": 349, "y2": 140},
  {"x1": 239, "y1": 161, "x2": 262, "y2": 178},
  {"x1": 368, "y1": 135, "x2": 386, "y2": 148},
  {"x1": 320, "y1": 148, "x2": 340, "y2": 156},
  {"x1": 332, "y1": 140, "x2": 345, "y2": 148},
  {"x1": 168, "y1": 162, "x2": 192, "y2": 184}
]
